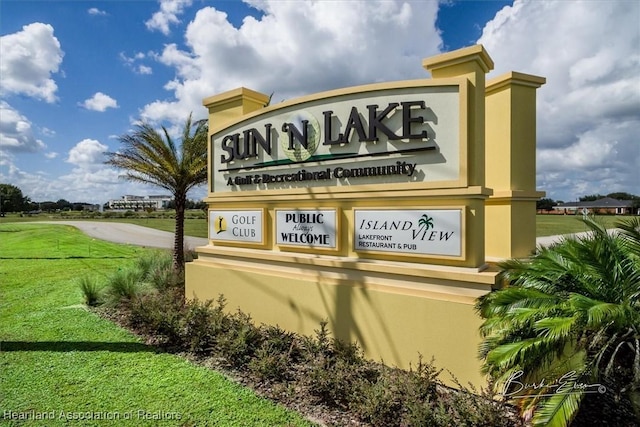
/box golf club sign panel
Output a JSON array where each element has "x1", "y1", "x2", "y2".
[
  {"x1": 209, "y1": 209, "x2": 264, "y2": 244},
  {"x1": 354, "y1": 209, "x2": 462, "y2": 257},
  {"x1": 276, "y1": 209, "x2": 338, "y2": 249},
  {"x1": 211, "y1": 83, "x2": 461, "y2": 193}
]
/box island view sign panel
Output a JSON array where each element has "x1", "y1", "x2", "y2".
[
  {"x1": 354, "y1": 209, "x2": 462, "y2": 257},
  {"x1": 211, "y1": 83, "x2": 461, "y2": 193}
]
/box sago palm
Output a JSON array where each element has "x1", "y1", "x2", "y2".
[
  {"x1": 476, "y1": 216, "x2": 640, "y2": 426},
  {"x1": 106, "y1": 113, "x2": 208, "y2": 272}
]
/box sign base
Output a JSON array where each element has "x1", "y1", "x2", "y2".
[{"x1": 186, "y1": 247, "x2": 499, "y2": 388}]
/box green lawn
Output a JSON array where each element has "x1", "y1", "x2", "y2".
[
  {"x1": 0, "y1": 223, "x2": 314, "y2": 427},
  {"x1": 0, "y1": 213, "x2": 208, "y2": 239},
  {"x1": 535, "y1": 214, "x2": 621, "y2": 236}
]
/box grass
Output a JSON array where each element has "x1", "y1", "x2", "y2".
[
  {"x1": 535, "y1": 214, "x2": 621, "y2": 236},
  {"x1": 0, "y1": 213, "x2": 208, "y2": 239},
  {"x1": 0, "y1": 223, "x2": 314, "y2": 427}
]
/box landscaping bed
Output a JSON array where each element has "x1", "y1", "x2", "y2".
[{"x1": 91, "y1": 251, "x2": 522, "y2": 427}]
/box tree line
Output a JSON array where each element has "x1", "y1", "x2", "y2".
[
  {"x1": 0, "y1": 183, "x2": 107, "y2": 213},
  {"x1": 0, "y1": 183, "x2": 207, "y2": 214},
  {"x1": 537, "y1": 192, "x2": 640, "y2": 212}
]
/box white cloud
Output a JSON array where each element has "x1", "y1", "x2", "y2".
[
  {"x1": 0, "y1": 23, "x2": 64, "y2": 103},
  {"x1": 56, "y1": 166, "x2": 122, "y2": 199},
  {"x1": 1, "y1": 148, "x2": 148, "y2": 204},
  {"x1": 80, "y1": 92, "x2": 119, "y2": 112},
  {"x1": 120, "y1": 51, "x2": 146, "y2": 64},
  {"x1": 140, "y1": 0, "x2": 441, "y2": 124},
  {"x1": 120, "y1": 51, "x2": 153, "y2": 74},
  {"x1": 88, "y1": 8, "x2": 107, "y2": 16},
  {"x1": 0, "y1": 157, "x2": 122, "y2": 204},
  {"x1": 537, "y1": 120, "x2": 639, "y2": 200},
  {"x1": 145, "y1": 0, "x2": 193, "y2": 35},
  {"x1": 0, "y1": 101, "x2": 46, "y2": 153},
  {"x1": 478, "y1": 0, "x2": 640, "y2": 200},
  {"x1": 40, "y1": 127, "x2": 56, "y2": 137},
  {"x1": 66, "y1": 139, "x2": 108, "y2": 168},
  {"x1": 44, "y1": 152, "x2": 58, "y2": 159},
  {"x1": 137, "y1": 65, "x2": 153, "y2": 75}
]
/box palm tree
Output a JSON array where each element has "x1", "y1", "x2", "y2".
[
  {"x1": 106, "y1": 114, "x2": 208, "y2": 272},
  {"x1": 476, "y1": 217, "x2": 640, "y2": 426}
]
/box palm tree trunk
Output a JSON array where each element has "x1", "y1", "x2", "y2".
[{"x1": 173, "y1": 193, "x2": 186, "y2": 273}]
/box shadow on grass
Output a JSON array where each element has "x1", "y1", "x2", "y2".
[{"x1": 0, "y1": 341, "x2": 158, "y2": 353}]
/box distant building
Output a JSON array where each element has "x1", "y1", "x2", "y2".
[
  {"x1": 553, "y1": 197, "x2": 638, "y2": 215},
  {"x1": 107, "y1": 195, "x2": 172, "y2": 211},
  {"x1": 78, "y1": 203, "x2": 101, "y2": 212}
]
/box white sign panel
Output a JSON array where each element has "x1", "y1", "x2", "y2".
[
  {"x1": 209, "y1": 210, "x2": 263, "y2": 243},
  {"x1": 212, "y1": 84, "x2": 460, "y2": 192},
  {"x1": 276, "y1": 209, "x2": 337, "y2": 249},
  {"x1": 354, "y1": 209, "x2": 462, "y2": 257}
]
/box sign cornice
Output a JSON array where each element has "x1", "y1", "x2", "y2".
[{"x1": 209, "y1": 78, "x2": 467, "y2": 134}]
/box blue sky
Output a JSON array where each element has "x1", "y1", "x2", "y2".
[{"x1": 1, "y1": 0, "x2": 638, "y2": 205}]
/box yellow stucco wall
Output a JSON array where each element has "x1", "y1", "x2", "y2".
[
  {"x1": 187, "y1": 45, "x2": 545, "y2": 389},
  {"x1": 485, "y1": 71, "x2": 545, "y2": 261},
  {"x1": 186, "y1": 250, "x2": 496, "y2": 387}
]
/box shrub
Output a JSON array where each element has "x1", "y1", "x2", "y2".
[
  {"x1": 184, "y1": 246, "x2": 198, "y2": 262},
  {"x1": 248, "y1": 346, "x2": 292, "y2": 382},
  {"x1": 442, "y1": 379, "x2": 517, "y2": 427},
  {"x1": 248, "y1": 325, "x2": 299, "y2": 382},
  {"x1": 134, "y1": 252, "x2": 159, "y2": 280},
  {"x1": 301, "y1": 322, "x2": 373, "y2": 409},
  {"x1": 103, "y1": 268, "x2": 146, "y2": 305},
  {"x1": 79, "y1": 275, "x2": 102, "y2": 306},
  {"x1": 300, "y1": 320, "x2": 332, "y2": 359},
  {"x1": 402, "y1": 397, "x2": 443, "y2": 427},
  {"x1": 350, "y1": 358, "x2": 440, "y2": 426},
  {"x1": 137, "y1": 251, "x2": 180, "y2": 291},
  {"x1": 95, "y1": 263, "x2": 523, "y2": 427},
  {"x1": 182, "y1": 299, "x2": 218, "y2": 354},
  {"x1": 217, "y1": 311, "x2": 262, "y2": 369},
  {"x1": 127, "y1": 288, "x2": 185, "y2": 347},
  {"x1": 355, "y1": 367, "x2": 405, "y2": 426}
]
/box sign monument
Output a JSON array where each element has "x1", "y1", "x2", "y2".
[{"x1": 186, "y1": 45, "x2": 545, "y2": 387}]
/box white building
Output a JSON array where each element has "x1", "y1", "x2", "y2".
[{"x1": 107, "y1": 195, "x2": 172, "y2": 211}]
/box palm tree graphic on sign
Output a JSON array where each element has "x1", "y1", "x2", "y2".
[{"x1": 415, "y1": 214, "x2": 434, "y2": 240}]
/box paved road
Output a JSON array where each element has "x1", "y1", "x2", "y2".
[
  {"x1": 535, "y1": 232, "x2": 589, "y2": 247},
  {"x1": 535, "y1": 229, "x2": 620, "y2": 248},
  {"x1": 38, "y1": 221, "x2": 593, "y2": 250},
  {"x1": 39, "y1": 221, "x2": 208, "y2": 249}
]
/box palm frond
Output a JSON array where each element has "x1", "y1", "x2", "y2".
[
  {"x1": 531, "y1": 382, "x2": 584, "y2": 427},
  {"x1": 104, "y1": 113, "x2": 208, "y2": 271},
  {"x1": 567, "y1": 293, "x2": 629, "y2": 329},
  {"x1": 477, "y1": 287, "x2": 563, "y2": 317},
  {"x1": 534, "y1": 316, "x2": 577, "y2": 341},
  {"x1": 617, "y1": 217, "x2": 640, "y2": 257},
  {"x1": 486, "y1": 337, "x2": 565, "y2": 375},
  {"x1": 479, "y1": 214, "x2": 640, "y2": 424}
]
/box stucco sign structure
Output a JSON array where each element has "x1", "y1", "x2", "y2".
[{"x1": 187, "y1": 45, "x2": 546, "y2": 388}]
